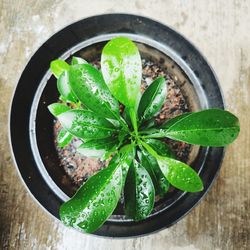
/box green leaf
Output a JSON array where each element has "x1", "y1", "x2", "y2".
[
  {"x1": 140, "y1": 118, "x2": 156, "y2": 130},
  {"x1": 60, "y1": 159, "x2": 123, "y2": 233},
  {"x1": 122, "y1": 107, "x2": 132, "y2": 128},
  {"x1": 160, "y1": 112, "x2": 192, "y2": 129},
  {"x1": 157, "y1": 158, "x2": 203, "y2": 192},
  {"x1": 124, "y1": 160, "x2": 155, "y2": 221},
  {"x1": 71, "y1": 56, "x2": 88, "y2": 65},
  {"x1": 118, "y1": 129, "x2": 128, "y2": 143},
  {"x1": 101, "y1": 37, "x2": 142, "y2": 108},
  {"x1": 50, "y1": 59, "x2": 70, "y2": 78},
  {"x1": 77, "y1": 146, "x2": 106, "y2": 158},
  {"x1": 69, "y1": 64, "x2": 120, "y2": 120},
  {"x1": 118, "y1": 144, "x2": 135, "y2": 186},
  {"x1": 102, "y1": 144, "x2": 134, "y2": 185},
  {"x1": 77, "y1": 137, "x2": 118, "y2": 158},
  {"x1": 57, "y1": 71, "x2": 78, "y2": 103},
  {"x1": 140, "y1": 140, "x2": 159, "y2": 159},
  {"x1": 80, "y1": 137, "x2": 118, "y2": 150},
  {"x1": 102, "y1": 145, "x2": 118, "y2": 161},
  {"x1": 138, "y1": 77, "x2": 166, "y2": 122},
  {"x1": 108, "y1": 118, "x2": 122, "y2": 128},
  {"x1": 57, "y1": 109, "x2": 117, "y2": 140},
  {"x1": 48, "y1": 103, "x2": 70, "y2": 117},
  {"x1": 144, "y1": 138, "x2": 175, "y2": 158},
  {"x1": 59, "y1": 95, "x2": 68, "y2": 102},
  {"x1": 57, "y1": 129, "x2": 73, "y2": 147},
  {"x1": 141, "y1": 141, "x2": 203, "y2": 193},
  {"x1": 159, "y1": 109, "x2": 240, "y2": 146},
  {"x1": 138, "y1": 149, "x2": 169, "y2": 196}
]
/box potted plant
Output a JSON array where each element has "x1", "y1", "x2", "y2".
[
  {"x1": 47, "y1": 36, "x2": 239, "y2": 234},
  {"x1": 9, "y1": 14, "x2": 239, "y2": 237}
]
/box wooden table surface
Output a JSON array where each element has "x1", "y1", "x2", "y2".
[{"x1": 0, "y1": 0, "x2": 249, "y2": 249}]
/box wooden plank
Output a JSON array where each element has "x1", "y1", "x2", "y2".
[{"x1": 0, "y1": 0, "x2": 249, "y2": 249}]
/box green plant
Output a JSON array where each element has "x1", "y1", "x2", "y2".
[{"x1": 48, "y1": 37, "x2": 240, "y2": 233}]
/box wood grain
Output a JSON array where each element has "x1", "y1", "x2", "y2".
[{"x1": 0, "y1": 0, "x2": 249, "y2": 249}]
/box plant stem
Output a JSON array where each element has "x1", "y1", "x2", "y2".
[
  {"x1": 129, "y1": 108, "x2": 138, "y2": 136},
  {"x1": 142, "y1": 134, "x2": 163, "y2": 139},
  {"x1": 138, "y1": 128, "x2": 159, "y2": 135}
]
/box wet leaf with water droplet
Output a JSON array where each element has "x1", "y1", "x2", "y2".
[
  {"x1": 141, "y1": 141, "x2": 203, "y2": 192},
  {"x1": 138, "y1": 76, "x2": 166, "y2": 122},
  {"x1": 151, "y1": 109, "x2": 240, "y2": 146},
  {"x1": 138, "y1": 148, "x2": 169, "y2": 196},
  {"x1": 48, "y1": 103, "x2": 70, "y2": 117},
  {"x1": 124, "y1": 160, "x2": 155, "y2": 221},
  {"x1": 117, "y1": 129, "x2": 128, "y2": 144},
  {"x1": 71, "y1": 56, "x2": 88, "y2": 65},
  {"x1": 60, "y1": 159, "x2": 123, "y2": 233},
  {"x1": 50, "y1": 59, "x2": 70, "y2": 78},
  {"x1": 118, "y1": 144, "x2": 135, "y2": 187},
  {"x1": 69, "y1": 64, "x2": 120, "y2": 120},
  {"x1": 101, "y1": 37, "x2": 141, "y2": 108},
  {"x1": 122, "y1": 106, "x2": 132, "y2": 129},
  {"x1": 160, "y1": 112, "x2": 192, "y2": 129},
  {"x1": 77, "y1": 137, "x2": 118, "y2": 158},
  {"x1": 157, "y1": 157, "x2": 203, "y2": 192},
  {"x1": 57, "y1": 71, "x2": 78, "y2": 103},
  {"x1": 57, "y1": 109, "x2": 118, "y2": 140},
  {"x1": 144, "y1": 138, "x2": 175, "y2": 158},
  {"x1": 57, "y1": 128, "x2": 73, "y2": 147}
]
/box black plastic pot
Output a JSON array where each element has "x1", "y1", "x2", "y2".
[{"x1": 9, "y1": 14, "x2": 224, "y2": 237}]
